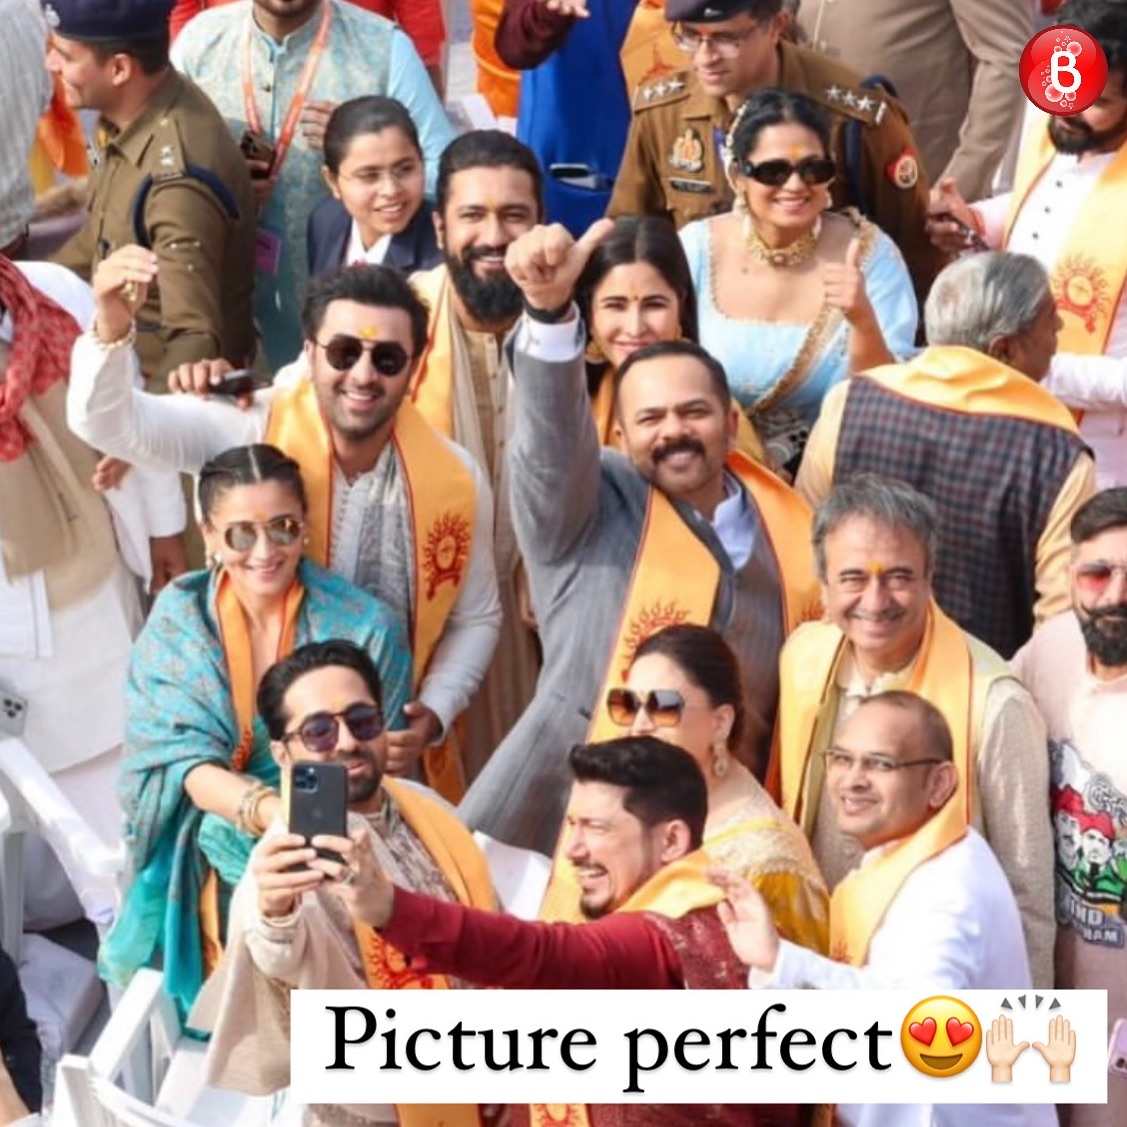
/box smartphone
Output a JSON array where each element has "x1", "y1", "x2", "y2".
[
  {"x1": 0, "y1": 685, "x2": 28, "y2": 738},
  {"x1": 240, "y1": 129, "x2": 276, "y2": 169},
  {"x1": 286, "y1": 761, "x2": 348, "y2": 870},
  {"x1": 211, "y1": 369, "x2": 274, "y2": 398},
  {"x1": 1109, "y1": 1018, "x2": 1127, "y2": 1077},
  {"x1": 932, "y1": 210, "x2": 990, "y2": 253}
]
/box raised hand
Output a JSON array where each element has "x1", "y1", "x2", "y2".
[
  {"x1": 504, "y1": 218, "x2": 615, "y2": 314},
  {"x1": 300, "y1": 100, "x2": 338, "y2": 152},
  {"x1": 823, "y1": 237, "x2": 872, "y2": 325},
  {"x1": 251, "y1": 832, "x2": 322, "y2": 920},
  {"x1": 986, "y1": 1014, "x2": 1030, "y2": 1082},
  {"x1": 1033, "y1": 1015, "x2": 1076, "y2": 1082},
  {"x1": 386, "y1": 701, "x2": 442, "y2": 777},
  {"x1": 540, "y1": 0, "x2": 590, "y2": 15},
  {"x1": 710, "y1": 867, "x2": 780, "y2": 972},
  {"x1": 312, "y1": 828, "x2": 395, "y2": 928},
  {"x1": 91, "y1": 245, "x2": 158, "y2": 344}
]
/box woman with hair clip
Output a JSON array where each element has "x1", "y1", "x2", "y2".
[
  {"x1": 679, "y1": 88, "x2": 917, "y2": 476},
  {"x1": 100, "y1": 444, "x2": 413, "y2": 1022},
  {"x1": 308, "y1": 96, "x2": 440, "y2": 279},
  {"x1": 576, "y1": 214, "x2": 765, "y2": 461}
]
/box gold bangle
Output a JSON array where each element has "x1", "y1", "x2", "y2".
[
  {"x1": 236, "y1": 781, "x2": 274, "y2": 837},
  {"x1": 90, "y1": 319, "x2": 136, "y2": 352},
  {"x1": 247, "y1": 785, "x2": 279, "y2": 837}
]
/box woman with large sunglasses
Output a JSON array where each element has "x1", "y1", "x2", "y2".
[
  {"x1": 99, "y1": 443, "x2": 413, "y2": 1022},
  {"x1": 679, "y1": 88, "x2": 918, "y2": 477},
  {"x1": 615, "y1": 623, "x2": 829, "y2": 953}
]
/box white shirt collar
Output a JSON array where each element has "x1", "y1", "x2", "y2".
[{"x1": 346, "y1": 220, "x2": 391, "y2": 267}]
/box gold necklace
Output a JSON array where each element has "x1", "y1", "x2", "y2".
[{"x1": 742, "y1": 216, "x2": 821, "y2": 268}]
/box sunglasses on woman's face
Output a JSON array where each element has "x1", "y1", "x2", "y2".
[
  {"x1": 221, "y1": 515, "x2": 303, "y2": 552},
  {"x1": 606, "y1": 688, "x2": 686, "y2": 728},
  {"x1": 738, "y1": 155, "x2": 836, "y2": 188},
  {"x1": 315, "y1": 335, "x2": 412, "y2": 376},
  {"x1": 282, "y1": 703, "x2": 384, "y2": 754}
]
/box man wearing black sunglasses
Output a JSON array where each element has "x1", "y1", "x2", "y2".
[
  {"x1": 193, "y1": 639, "x2": 497, "y2": 1122},
  {"x1": 609, "y1": 0, "x2": 946, "y2": 306},
  {"x1": 69, "y1": 255, "x2": 503, "y2": 804}
]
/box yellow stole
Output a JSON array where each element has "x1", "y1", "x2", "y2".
[
  {"x1": 200, "y1": 571, "x2": 306, "y2": 974},
  {"x1": 530, "y1": 854, "x2": 724, "y2": 1127},
  {"x1": 264, "y1": 381, "x2": 477, "y2": 802},
  {"x1": 858, "y1": 345, "x2": 1082, "y2": 434},
  {"x1": 409, "y1": 265, "x2": 458, "y2": 437},
  {"x1": 1004, "y1": 115, "x2": 1127, "y2": 355},
  {"x1": 351, "y1": 780, "x2": 494, "y2": 1127},
  {"x1": 538, "y1": 454, "x2": 819, "y2": 921},
  {"x1": 771, "y1": 604, "x2": 1008, "y2": 964}
]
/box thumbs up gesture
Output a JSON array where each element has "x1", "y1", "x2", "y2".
[
  {"x1": 822, "y1": 236, "x2": 871, "y2": 325},
  {"x1": 505, "y1": 218, "x2": 615, "y2": 315}
]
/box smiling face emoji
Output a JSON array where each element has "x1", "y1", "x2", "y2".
[{"x1": 901, "y1": 996, "x2": 982, "y2": 1078}]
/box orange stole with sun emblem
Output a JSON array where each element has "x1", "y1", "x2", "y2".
[
  {"x1": 351, "y1": 778, "x2": 493, "y2": 1127},
  {"x1": 264, "y1": 380, "x2": 477, "y2": 802},
  {"x1": 537, "y1": 453, "x2": 818, "y2": 922},
  {"x1": 1004, "y1": 115, "x2": 1127, "y2": 355}
]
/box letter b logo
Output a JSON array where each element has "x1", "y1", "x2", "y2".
[{"x1": 1019, "y1": 25, "x2": 1108, "y2": 115}]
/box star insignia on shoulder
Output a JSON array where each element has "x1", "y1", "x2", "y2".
[
  {"x1": 856, "y1": 95, "x2": 875, "y2": 113},
  {"x1": 667, "y1": 76, "x2": 685, "y2": 92},
  {"x1": 826, "y1": 85, "x2": 843, "y2": 102},
  {"x1": 653, "y1": 81, "x2": 669, "y2": 97},
  {"x1": 841, "y1": 90, "x2": 858, "y2": 108}
]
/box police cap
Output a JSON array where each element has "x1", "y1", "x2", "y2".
[
  {"x1": 43, "y1": 0, "x2": 176, "y2": 43},
  {"x1": 665, "y1": 0, "x2": 781, "y2": 23}
]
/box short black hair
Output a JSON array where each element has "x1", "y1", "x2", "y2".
[
  {"x1": 1070, "y1": 487, "x2": 1127, "y2": 545},
  {"x1": 613, "y1": 339, "x2": 732, "y2": 413},
  {"x1": 568, "y1": 736, "x2": 708, "y2": 849},
  {"x1": 89, "y1": 34, "x2": 170, "y2": 76},
  {"x1": 435, "y1": 130, "x2": 544, "y2": 218},
  {"x1": 197, "y1": 444, "x2": 306, "y2": 521},
  {"x1": 323, "y1": 96, "x2": 422, "y2": 175},
  {"x1": 1059, "y1": 0, "x2": 1127, "y2": 88},
  {"x1": 257, "y1": 640, "x2": 384, "y2": 741},
  {"x1": 853, "y1": 691, "x2": 954, "y2": 763},
  {"x1": 727, "y1": 88, "x2": 831, "y2": 169},
  {"x1": 301, "y1": 264, "x2": 429, "y2": 356}
]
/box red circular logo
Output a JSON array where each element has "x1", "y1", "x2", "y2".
[{"x1": 1020, "y1": 25, "x2": 1109, "y2": 115}]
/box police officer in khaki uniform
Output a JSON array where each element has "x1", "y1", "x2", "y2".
[
  {"x1": 610, "y1": 0, "x2": 947, "y2": 307},
  {"x1": 47, "y1": 0, "x2": 257, "y2": 379}
]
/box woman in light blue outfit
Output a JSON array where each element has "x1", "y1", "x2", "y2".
[
  {"x1": 680, "y1": 89, "x2": 918, "y2": 475},
  {"x1": 99, "y1": 445, "x2": 412, "y2": 1023}
]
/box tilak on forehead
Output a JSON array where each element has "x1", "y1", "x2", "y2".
[{"x1": 357, "y1": 325, "x2": 379, "y2": 340}]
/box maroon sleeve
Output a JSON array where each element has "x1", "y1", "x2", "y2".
[
  {"x1": 494, "y1": 0, "x2": 578, "y2": 70},
  {"x1": 381, "y1": 887, "x2": 685, "y2": 989}
]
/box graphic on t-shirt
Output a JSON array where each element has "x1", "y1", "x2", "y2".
[{"x1": 1050, "y1": 739, "x2": 1127, "y2": 947}]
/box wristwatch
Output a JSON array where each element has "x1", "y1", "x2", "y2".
[{"x1": 522, "y1": 299, "x2": 574, "y2": 325}]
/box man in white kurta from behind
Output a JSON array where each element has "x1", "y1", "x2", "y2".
[{"x1": 715, "y1": 692, "x2": 1057, "y2": 1127}]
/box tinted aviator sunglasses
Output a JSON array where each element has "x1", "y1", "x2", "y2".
[
  {"x1": 221, "y1": 515, "x2": 303, "y2": 552},
  {"x1": 282, "y1": 703, "x2": 384, "y2": 754},
  {"x1": 315, "y1": 335, "x2": 412, "y2": 376},
  {"x1": 606, "y1": 688, "x2": 686, "y2": 728},
  {"x1": 1074, "y1": 561, "x2": 1127, "y2": 594},
  {"x1": 738, "y1": 155, "x2": 836, "y2": 188}
]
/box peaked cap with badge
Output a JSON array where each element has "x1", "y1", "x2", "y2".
[
  {"x1": 43, "y1": 0, "x2": 177, "y2": 41},
  {"x1": 609, "y1": 2, "x2": 946, "y2": 305}
]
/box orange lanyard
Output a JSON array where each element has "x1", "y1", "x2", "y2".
[{"x1": 241, "y1": 0, "x2": 333, "y2": 179}]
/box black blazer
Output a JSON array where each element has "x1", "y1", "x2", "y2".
[
  {"x1": 0, "y1": 948, "x2": 41, "y2": 1113},
  {"x1": 306, "y1": 196, "x2": 441, "y2": 279}
]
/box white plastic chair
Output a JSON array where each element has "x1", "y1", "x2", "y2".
[{"x1": 53, "y1": 968, "x2": 287, "y2": 1127}]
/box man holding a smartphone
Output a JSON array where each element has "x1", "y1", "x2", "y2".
[{"x1": 193, "y1": 640, "x2": 496, "y2": 1124}]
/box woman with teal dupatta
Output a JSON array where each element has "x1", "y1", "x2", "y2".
[{"x1": 99, "y1": 445, "x2": 412, "y2": 1022}]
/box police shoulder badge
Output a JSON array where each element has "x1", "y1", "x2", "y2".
[
  {"x1": 423, "y1": 512, "x2": 471, "y2": 599},
  {"x1": 669, "y1": 128, "x2": 706, "y2": 174},
  {"x1": 886, "y1": 149, "x2": 919, "y2": 190}
]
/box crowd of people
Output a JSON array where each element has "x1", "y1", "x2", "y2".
[{"x1": 2, "y1": 0, "x2": 1127, "y2": 1125}]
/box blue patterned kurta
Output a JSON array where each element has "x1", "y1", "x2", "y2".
[
  {"x1": 172, "y1": 0, "x2": 456, "y2": 368},
  {"x1": 99, "y1": 559, "x2": 412, "y2": 1022}
]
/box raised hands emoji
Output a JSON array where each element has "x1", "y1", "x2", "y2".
[
  {"x1": 1034, "y1": 1015, "x2": 1076, "y2": 1082},
  {"x1": 986, "y1": 1014, "x2": 1030, "y2": 1082}
]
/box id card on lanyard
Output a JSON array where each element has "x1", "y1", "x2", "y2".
[{"x1": 242, "y1": 1, "x2": 332, "y2": 274}]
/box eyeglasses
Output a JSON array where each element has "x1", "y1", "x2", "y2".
[
  {"x1": 221, "y1": 515, "x2": 304, "y2": 553},
  {"x1": 338, "y1": 162, "x2": 423, "y2": 188},
  {"x1": 282, "y1": 703, "x2": 384, "y2": 754},
  {"x1": 1074, "y1": 561, "x2": 1127, "y2": 595},
  {"x1": 737, "y1": 156, "x2": 837, "y2": 188},
  {"x1": 315, "y1": 336, "x2": 412, "y2": 376},
  {"x1": 822, "y1": 748, "x2": 944, "y2": 775},
  {"x1": 606, "y1": 688, "x2": 686, "y2": 728},
  {"x1": 672, "y1": 22, "x2": 763, "y2": 56}
]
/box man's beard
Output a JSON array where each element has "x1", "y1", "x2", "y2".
[
  {"x1": 1049, "y1": 109, "x2": 1127, "y2": 155},
  {"x1": 1078, "y1": 604, "x2": 1127, "y2": 668},
  {"x1": 447, "y1": 248, "x2": 522, "y2": 325}
]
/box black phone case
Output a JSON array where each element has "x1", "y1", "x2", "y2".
[{"x1": 286, "y1": 762, "x2": 349, "y2": 868}]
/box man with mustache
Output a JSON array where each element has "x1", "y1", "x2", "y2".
[
  {"x1": 409, "y1": 131, "x2": 544, "y2": 781},
  {"x1": 926, "y1": 0, "x2": 1127, "y2": 487},
  {"x1": 771, "y1": 473, "x2": 1056, "y2": 987},
  {"x1": 1013, "y1": 488, "x2": 1127, "y2": 1127},
  {"x1": 458, "y1": 219, "x2": 821, "y2": 855}
]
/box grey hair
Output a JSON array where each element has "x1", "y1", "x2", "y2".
[
  {"x1": 812, "y1": 473, "x2": 939, "y2": 582},
  {"x1": 924, "y1": 251, "x2": 1051, "y2": 352}
]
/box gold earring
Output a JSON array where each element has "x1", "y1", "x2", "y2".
[
  {"x1": 711, "y1": 741, "x2": 730, "y2": 779},
  {"x1": 585, "y1": 336, "x2": 606, "y2": 365}
]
